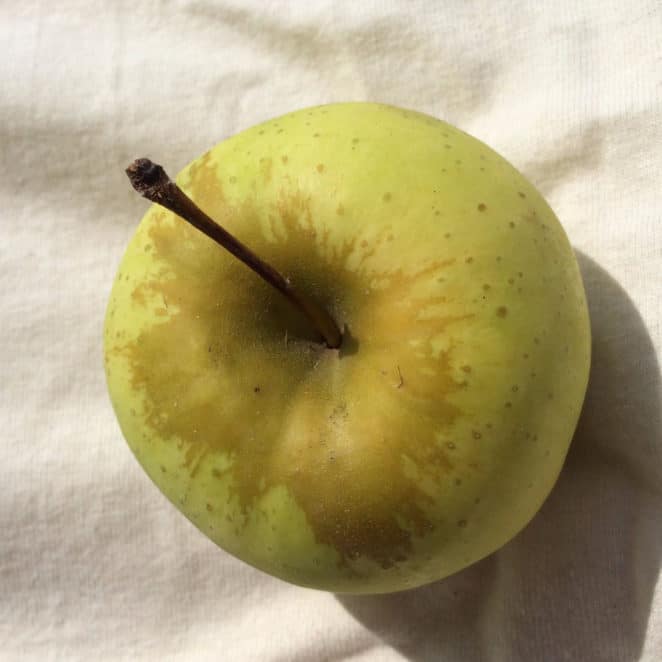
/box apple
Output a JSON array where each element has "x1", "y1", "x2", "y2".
[{"x1": 104, "y1": 103, "x2": 590, "y2": 594}]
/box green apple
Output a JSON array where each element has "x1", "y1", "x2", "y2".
[{"x1": 104, "y1": 103, "x2": 590, "y2": 594}]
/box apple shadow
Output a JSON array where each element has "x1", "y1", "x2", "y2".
[{"x1": 337, "y1": 252, "x2": 662, "y2": 661}]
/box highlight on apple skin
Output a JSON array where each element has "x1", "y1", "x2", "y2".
[{"x1": 104, "y1": 103, "x2": 591, "y2": 594}]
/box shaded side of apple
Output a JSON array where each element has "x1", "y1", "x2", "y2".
[{"x1": 104, "y1": 103, "x2": 590, "y2": 593}]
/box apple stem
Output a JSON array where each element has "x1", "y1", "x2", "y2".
[{"x1": 125, "y1": 158, "x2": 342, "y2": 349}]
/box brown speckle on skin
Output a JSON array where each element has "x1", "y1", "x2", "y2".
[
  {"x1": 478, "y1": 203, "x2": 487, "y2": 212},
  {"x1": 316, "y1": 163, "x2": 325, "y2": 173},
  {"x1": 382, "y1": 192, "x2": 392, "y2": 203},
  {"x1": 496, "y1": 306, "x2": 508, "y2": 318},
  {"x1": 472, "y1": 431, "x2": 482, "y2": 440},
  {"x1": 458, "y1": 519, "x2": 467, "y2": 528},
  {"x1": 281, "y1": 155, "x2": 289, "y2": 164}
]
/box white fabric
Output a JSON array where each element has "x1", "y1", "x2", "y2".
[{"x1": 2, "y1": 1, "x2": 661, "y2": 660}]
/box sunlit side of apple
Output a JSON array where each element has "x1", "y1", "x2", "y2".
[{"x1": 104, "y1": 103, "x2": 590, "y2": 593}]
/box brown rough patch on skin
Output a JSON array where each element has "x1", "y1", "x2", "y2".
[
  {"x1": 112, "y1": 153, "x2": 474, "y2": 569},
  {"x1": 260, "y1": 157, "x2": 273, "y2": 183}
]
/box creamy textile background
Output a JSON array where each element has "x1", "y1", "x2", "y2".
[{"x1": 1, "y1": 1, "x2": 661, "y2": 660}]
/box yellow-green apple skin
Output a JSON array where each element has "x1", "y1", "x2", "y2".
[{"x1": 104, "y1": 103, "x2": 590, "y2": 594}]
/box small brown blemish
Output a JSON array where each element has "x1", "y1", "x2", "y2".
[
  {"x1": 229, "y1": 175, "x2": 237, "y2": 184},
  {"x1": 254, "y1": 386, "x2": 260, "y2": 393},
  {"x1": 382, "y1": 192, "x2": 392, "y2": 203},
  {"x1": 457, "y1": 519, "x2": 467, "y2": 528},
  {"x1": 206, "y1": 503, "x2": 213, "y2": 512},
  {"x1": 518, "y1": 192, "x2": 526, "y2": 199},
  {"x1": 472, "y1": 431, "x2": 482, "y2": 440},
  {"x1": 509, "y1": 221, "x2": 515, "y2": 228},
  {"x1": 313, "y1": 133, "x2": 320, "y2": 138},
  {"x1": 461, "y1": 365, "x2": 472, "y2": 373},
  {"x1": 478, "y1": 203, "x2": 487, "y2": 212},
  {"x1": 483, "y1": 284, "x2": 491, "y2": 291},
  {"x1": 352, "y1": 137, "x2": 359, "y2": 144},
  {"x1": 505, "y1": 401, "x2": 512, "y2": 408},
  {"x1": 512, "y1": 385, "x2": 519, "y2": 392},
  {"x1": 281, "y1": 155, "x2": 289, "y2": 164},
  {"x1": 446, "y1": 442, "x2": 456, "y2": 450},
  {"x1": 336, "y1": 204, "x2": 344, "y2": 215},
  {"x1": 465, "y1": 256, "x2": 474, "y2": 264},
  {"x1": 316, "y1": 163, "x2": 325, "y2": 173},
  {"x1": 496, "y1": 306, "x2": 508, "y2": 318}
]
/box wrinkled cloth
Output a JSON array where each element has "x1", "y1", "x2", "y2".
[{"x1": 1, "y1": 1, "x2": 661, "y2": 660}]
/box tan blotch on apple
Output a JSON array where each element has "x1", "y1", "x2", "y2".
[{"x1": 104, "y1": 103, "x2": 590, "y2": 594}]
